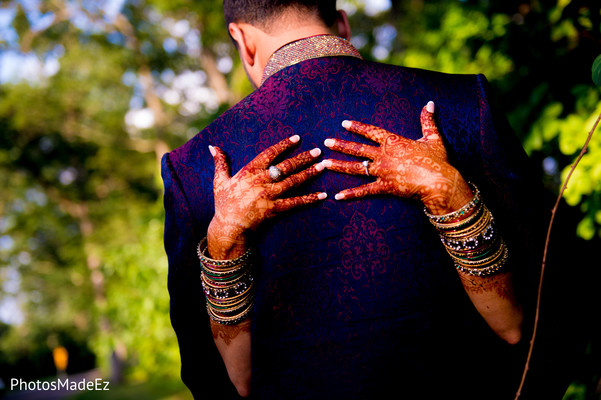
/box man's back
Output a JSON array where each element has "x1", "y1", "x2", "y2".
[{"x1": 163, "y1": 47, "x2": 539, "y2": 398}]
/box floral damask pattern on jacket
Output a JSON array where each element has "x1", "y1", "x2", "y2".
[
  {"x1": 339, "y1": 211, "x2": 390, "y2": 281},
  {"x1": 162, "y1": 54, "x2": 543, "y2": 399},
  {"x1": 253, "y1": 78, "x2": 292, "y2": 123}
]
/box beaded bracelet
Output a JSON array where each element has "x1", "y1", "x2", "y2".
[
  {"x1": 205, "y1": 290, "x2": 253, "y2": 307},
  {"x1": 425, "y1": 184, "x2": 509, "y2": 277},
  {"x1": 454, "y1": 246, "x2": 509, "y2": 277},
  {"x1": 453, "y1": 240, "x2": 506, "y2": 267},
  {"x1": 440, "y1": 219, "x2": 496, "y2": 251},
  {"x1": 202, "y1": 278, "x2": 254, "y2": 301},
  {"x1": 197, "y1": 237, "x2": 255, "y2": 325},
  {"x1": 445, "y1": 236, "x2": 502, "y2": 260}
]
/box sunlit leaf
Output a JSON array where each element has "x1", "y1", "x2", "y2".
[{"x1": 592, "y1": 54, "x2": 601, "y2": 87}]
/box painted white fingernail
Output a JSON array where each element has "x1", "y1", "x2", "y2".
[
  {"x1": 289, "y1": 135, "x2": 300, "y2": 143},
  {"x1": 341, "y1": 120, "x2": 351, "y2": 129},
  {"x1": 315, "y1": 162, "x2": 325, "y2": 172},
  {"x1": 335, "y1": 193, "x2": 345, "y2": 200},
  {"x1": 427, "y1": 101, "x2": 435, "y2": 113},
  {"x1": 321, "y1": 159, "x2": 332, "y2": 168},
  {"x1": 318, "y1": 192, "x2": 328, "y2": 200},
  {"x1": 324, "y1": 139, "x2": 335, "y2": 147},
  {"x1": 208, "y1": 145, "x2": 216, "y2": 157},
  {"x1": 310, "y1": 148, "x2": 322, "y2": 157}
]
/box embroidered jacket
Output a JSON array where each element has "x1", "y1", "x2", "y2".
[{"x1": 162, "y1": 35, "x2": 543, "y2": 399}]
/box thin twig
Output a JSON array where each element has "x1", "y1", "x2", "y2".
[{"x1": 514, "y1": 110, "x2": 601, "y2": 399}]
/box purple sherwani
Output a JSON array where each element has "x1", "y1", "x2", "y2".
[{"x1": 162, "y1": 35, "x2": 544, "y2": 399}]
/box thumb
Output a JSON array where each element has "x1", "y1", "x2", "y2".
[
  {"x1": 209, "y1": 145, "x2": 230, "y2": 189},
  {"x1": 418, "y1": 101, "x2": 442, "y2": 143}
]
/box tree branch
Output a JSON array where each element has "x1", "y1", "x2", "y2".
[{"x1": 514, "y1": 110, "x2": 601, "y2": 399}]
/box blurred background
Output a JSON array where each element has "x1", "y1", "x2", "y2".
[{"x1": 0, "y1": 0, "x2": 599, "y2": 399}]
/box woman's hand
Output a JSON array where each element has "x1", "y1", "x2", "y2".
[
  {"x1": 208, "y1": 135, "x2": 326, "y2": 259},
  {"x1": 322, "y1": 101, "x2": 472, "y2": 215},
  {"x1": 207, "y1": 135, "x2": 326, "y2": 397},
  {"x1": 324, "y1": 101, "x2": 524, "y2": 344}
]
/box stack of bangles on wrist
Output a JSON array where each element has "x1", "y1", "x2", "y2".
[
  {"x1": 424, "y1": 183, "x2": 509, "y2": 277},
  {"x1": 197, "y1": 237, "x2": 254, "y2": 325}
]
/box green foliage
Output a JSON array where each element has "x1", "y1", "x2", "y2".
[
  {"x1": 92, "y1": 208, "x2": 179, "y2": 380},
  {"x1": 388, "y1": 4, "x2": 514, "y2": 79},
  {"x1": 525, "y1": 83, "x2": 601, "y2": 240},
  {"x1": 357, "y1": 0, "x2": 601, "y2": 239},
  {"x1": 1, "y1": 0, "x2": 168, "y2": 383},
  {"x1": 593, "y1": 55, "x2": 601, "y2": 87}
]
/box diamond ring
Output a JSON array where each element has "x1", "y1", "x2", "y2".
[{"x1": 268, "y1": 165, "x2": 283, "y2": 181}]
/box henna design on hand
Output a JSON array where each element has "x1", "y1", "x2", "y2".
[
  {"x1": 323, "y1": 102, "x2": 523, "y2": 343},
  {"x1": 323, "y1": 101, "x2": 473, "y2": 215},
  {"x1": 207, "y1": 136, "x2": 327, "y2": 260}
]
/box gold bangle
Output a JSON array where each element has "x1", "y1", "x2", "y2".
[
  {"x1": 429, "y1": 201, "x2": 484, "y2": 231},
  {"x1": 201, "y1": 268, "x2": 251, "y2": 289},
  {"x1": 454, "y1": 246, "x2": 509, "y2": 277},
  {"x1": 206, "y1": 294, "x2": 252, "y2": 309},
  {"x1": 424, "y1": 182, "x2": 480, "y2": 224},
  {"x1": 197, "y1": 237, "x2": 253, "y2": 269},
  {"x1": 202, "y1": 279, "x2": 254, "y2": 302},
  {"x1": 440, "y1": 204, "x2": 492, "y2": 236},
  {"x1": 452, "y1": 240, "x2": 506, "y2": 267},
  {"x1": 206, "y1": 300, "x2": 254, "y2": 325},
  {"x1": 445, "y1": 235, "x2": 501, "y2": 260}
]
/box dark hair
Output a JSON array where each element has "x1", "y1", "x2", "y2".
[{"x1": 223, "y1": 0, "x2": 338, "y2": 28}]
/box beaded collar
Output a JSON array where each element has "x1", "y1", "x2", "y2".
[{"x1": 260, "y1": 34, "x2": 363, "y2": 85}]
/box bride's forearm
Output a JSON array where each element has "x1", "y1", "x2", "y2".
[
  {"x1": 207, "y1": 216, "x2": 249, "y2": 260},
  {"x1": 210, "y1": 319, "x2": 252, "y2": 397}
]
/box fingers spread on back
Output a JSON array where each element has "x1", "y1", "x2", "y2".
[
  {"x1": 252, "y1": 135, "x2": 301, "y2": 169},
  {"x1": 341, "y1": 120, "x2": 390, "y2": 144}
]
